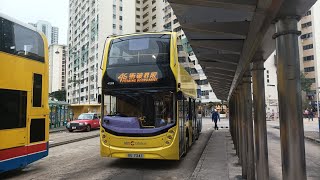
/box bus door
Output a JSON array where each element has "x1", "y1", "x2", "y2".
[
  {"x1": 178, "y1": 98, "x2": 185, "y2": 156},
  {"x1": 191, "y1": 99, "x2": 197, "y2": 141}
]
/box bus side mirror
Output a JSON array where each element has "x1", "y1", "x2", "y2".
[
  {"x1": 98, "y1": 94, "x2": 102, "y2": 104},
  {"x1": 177, "y1": 91, "x2": 183, "y2": 100}
]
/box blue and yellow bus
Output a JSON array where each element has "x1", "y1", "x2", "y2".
[
  {"x1": 0, "y1": 13, "x2": 49, "y2": 173},
  {"x1": 99, "y1": 32, "x2": 202, "y2": 160}
]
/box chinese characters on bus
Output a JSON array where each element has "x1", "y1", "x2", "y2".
[{"x1": 117, "y1": 72, "x2": 158, "y2": 83}]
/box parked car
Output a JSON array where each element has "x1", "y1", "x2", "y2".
[{"x1": 66, "y1": 113, "x2": 100, "y2": 132}]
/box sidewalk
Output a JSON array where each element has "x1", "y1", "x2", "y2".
[
  {"x1": 190, "y1": 118, "x2": 242, "y2": 180},
  {"x1": 267, "y1": 119, "x2": 320, "y2": 143}
]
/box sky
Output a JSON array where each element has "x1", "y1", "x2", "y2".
[{"x1": 0, "y1": 0, "x2": 69, "y2": 44}]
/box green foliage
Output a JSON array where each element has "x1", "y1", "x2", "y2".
[
  {"x1": 49, "y1": 90, "x2": 66, "y2": 101},
  {"x1": 300, "y1": 72, "x2": 313, "y2": 93}
]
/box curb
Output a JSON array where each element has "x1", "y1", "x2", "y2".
[
  {"x1": 304, "y1": 136, "x2": 320, "y2": 144},
  {"x1": 189, "y1": 130, "x2": 214, "y2": 180},
  {"x1": 49, "y1": 134, "x2": 100, "y2": 148},
  {"x1": 49, "y1": 129, "x2": 67, "y2": 134},
  {"x1": 272, "y1": 126, "x2": 320, "y2": 144}
]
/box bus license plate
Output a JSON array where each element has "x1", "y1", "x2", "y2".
[
  {"x1": 128, "y1": 153, "x2": 144, "y2": 158},
  {"x1": 72, "y1": 127, "x2": 76, "y2": 129}
]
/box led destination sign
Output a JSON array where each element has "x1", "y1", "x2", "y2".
[{"x1": 117, "y1": 72, "x2": 158, "y2": 83}]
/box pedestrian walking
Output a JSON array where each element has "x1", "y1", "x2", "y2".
[
  {"x1": 212, "y1": 109, "x2": 220, "y2": 130},
  {"x1": 309, "y1": 110, "x2": 314, "y2": 121}
]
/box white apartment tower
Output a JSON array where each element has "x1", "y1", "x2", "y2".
[
  {"x1": 29, "y1": 20, "x2": 59, "y2": 45},
  {"x1": 48, "y1": 45, "x2": 68, "y2": 93},
  {"x1": 67, "y1": 0, "x2": 135, "y2": 105}
]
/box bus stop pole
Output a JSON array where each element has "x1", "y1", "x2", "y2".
[{"x1": 274, "y1": 16, "x2": 307, "y2": 180}]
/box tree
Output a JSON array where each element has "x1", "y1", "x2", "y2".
[
  {"x1": 300, "y1": 72, "x2": 313, "y2": 93},
  {"x1": 49, "y1": 90, "x2": 66, "y2": 101}
]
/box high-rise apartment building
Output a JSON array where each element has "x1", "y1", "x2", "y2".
[
  {"x1": 299, "y1": 1, "x2": 320, "y2": 104},
  {"x1": 67, "y1": 0, "x2": 135, "y2": 110},
  {"x1": 67, "y1": 0, "x2": 214, "y2": 113},
  {"x1": 264, "y1": 51, "x2": 279, "y2": 119},
  {"x1": 48, "y1": 45, "x2": 68, "y2": 93},
  {"x1": 29, "y1": 20, "x2": 59, "y2": 45}
]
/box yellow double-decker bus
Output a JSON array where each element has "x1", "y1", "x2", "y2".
[
  {"x1": 99, "y1": 32, "x2": 202, "y2": 160},
  {"x1": 0, "y1": 14, "x2": 49, "y2": 172}
]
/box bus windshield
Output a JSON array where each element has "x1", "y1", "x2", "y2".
[
  {"x1": 114, "y1": 92, "x2": 175, "y2": 127},
  {"x1": 108, "y1": 34, "x2": 170, "y2": 66}
]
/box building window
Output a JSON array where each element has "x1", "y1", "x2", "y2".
[
  {"x1": 304, "y1": 10, "x2": 311, "y2": 16},
  {"x1": 152, "y1": 7, "x2": 156, "y2": 12},
  {"x1": 267, "y1": 79, "x2": 269, "y2": 83},
  {"x1": 143, "y1": 5, "x2": 149, "y2": 11},
  {"x1": 174, "y1": 19, "x2": 179, "y2": 24},
  {"x1": 143, "y1": 27, "x2": 149, "y2": 32},
  {"x1": 152, "y1": 23, "x2": 156, "y2": 28},
  {"x1": 301, "y1": 32, "x2": 312, "y2": 39},
  {"x1": 113, "y1": 24, "x2": 116, "y2": 29},
  {"x1": 303, "y1": 55, "x2": 314, "y2": 61},
  {"x1": 119, "y1": 25, "x2": 122, "y2": 30},
  {"x1": 304, "y1": 67, "x2": 315, "y2": 72},
  {"x1": 136, "y1": 8, "x2": 140, "y2": 11},
  {"x1": 174, "y1": 26, "x2": 182, "y2": 32},
  {"x1": 301, "y1": 21, "x2": 312, "y2": 28},
  {"x1": 152, "y1": 15, "x2": 156, "y2": 20},
  {"x1": 143, "y1": 20, "x2": 149, "y2": 26},
  {"x1": 307, "y1": 78, "x2": 316, "y2": 83},
  {"x1": 113, "y1": 14, "x2": 116, "y2": 19},
  {"x1": 136, "y1": 22, "x2": 140, "y2": 26},
  {"x1": 143, "y1": 12, "x2": 149, "y2": 19},
  {"x1": 136, "y1": 15, "x2": 140, "y2": 18},
  {"x1": 119, "y1": 16, "x2": 123, "y2": 21},
  {"x1": 119, "y1": 6, "x2": 123, "y2": 11},
  {"x1": 303, "y1": 44, "x2": 313, "y2": 50}
]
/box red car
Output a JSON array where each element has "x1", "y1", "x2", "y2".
[{"x1": 66, "y1": 113, "x2": 100, "y2": 132}]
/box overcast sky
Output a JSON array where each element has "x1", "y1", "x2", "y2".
[{"x1": 0, "y1": 0, "x2": 69, "y2": 44}]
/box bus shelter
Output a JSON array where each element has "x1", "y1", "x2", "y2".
[{"x1": 49, "y1": 100, "x2": 72, "y2": 129}]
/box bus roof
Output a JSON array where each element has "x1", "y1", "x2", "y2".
[
  {"x1": 107, "y1": 31, "x2": 174, "y2": 39},
  {"x1": 0, "y1": 12, "x2": 39, "y2": 33}
]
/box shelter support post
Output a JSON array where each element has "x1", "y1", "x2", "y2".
[
  {"x1": 236, "y1": 89, "x2": 241, "y2": 162},
  {"x1": 240, "y1": 84, "x2": 248, "y2": 179},
  {"x1": 274, "y1": 16, "x2": 307, "y2": 180},
  {"x1": 243, "y1": 70, "x2": 255, "y2": 180},
  {"x1": 252, "y1": 59, "x2": 269, "y2": 180}
]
